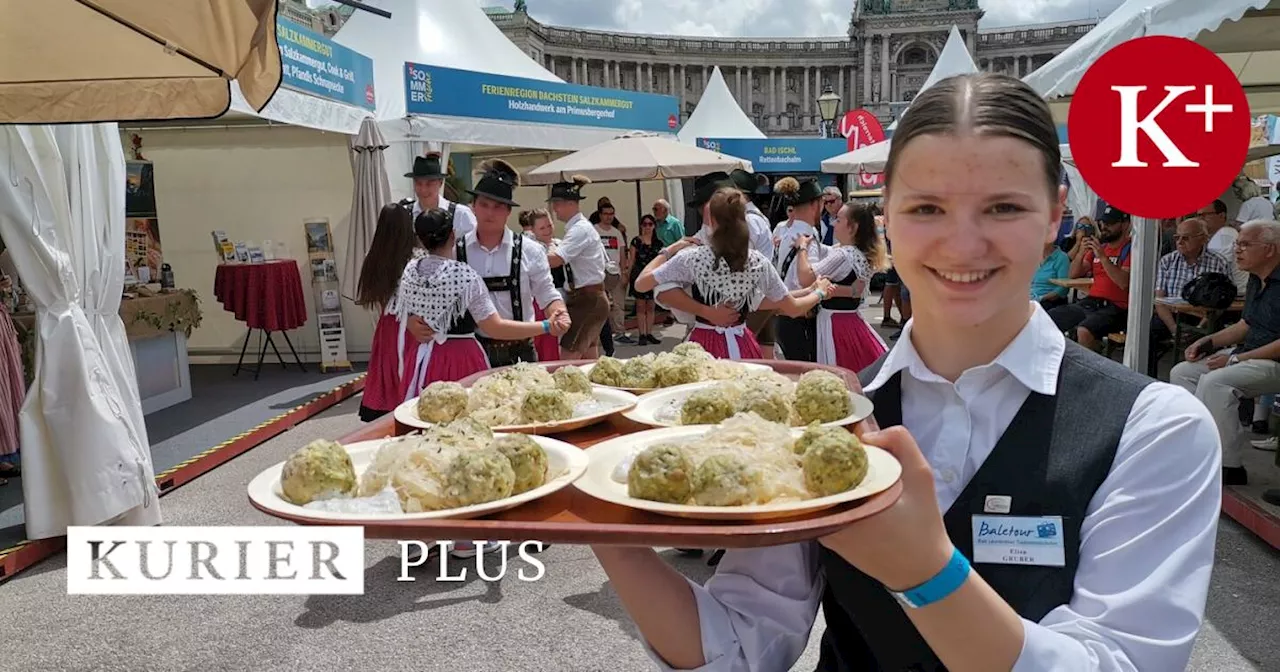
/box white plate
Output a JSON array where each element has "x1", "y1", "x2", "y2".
[
  {"x1": 578, "y1": 360, "x2": 773, "y2": 393},
  {"x1": 574, "y1": 426, "x2": 901, "y2": 521},
  {"x1": 623, "y1": 380, "x2": 874, "y2": 429},
  {"x1": 393, "y1": 384, "x2": 638, "y2": 434},
  {"x1": 248, "y1": 435, "x2": 588, "y2": 522}
]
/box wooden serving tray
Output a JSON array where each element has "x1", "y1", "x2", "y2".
[{"x1": 250, "y1": 360, "x2": 900, "y2": 548}]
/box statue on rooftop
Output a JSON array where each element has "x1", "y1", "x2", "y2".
[{"x1": 514, "y1": 0, "x2": 527, "y2": 13}]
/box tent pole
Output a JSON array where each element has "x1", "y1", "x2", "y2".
[
  {"x1": 636, "y1": 181, "x2": 644, "y2": 233},
  {"x1": 1122, "y1": 217, "x2": 1158, "y2": 375}
]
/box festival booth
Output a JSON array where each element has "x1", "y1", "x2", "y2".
[
  {"x1": 0, "y1": 0, "x2": 282, "y2": 540},
  {"x1": 332, "y1": 0, "x2": 681, "y2": 236},
  {"x1": 667, "y1": 67, "x2": 767, "y2": 226},
  {"x1": 1023, "y1": 0, "x2": 1280, "y2": 374},
  {"x1": 118, "y1": 12, "x2": 383, "y2": 383}
]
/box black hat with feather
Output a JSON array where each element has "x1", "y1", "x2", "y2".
[{"x1": 467, "y1": 158, "x2": 521, "y2": 207}]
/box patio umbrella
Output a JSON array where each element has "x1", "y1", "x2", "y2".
[
  {"x1": 340, "y1": 118, "x2": 393, "y2": 303},
  {"x1": 525, "y1": 131, "x2": 753, "y2": 185},
  {"x1": 821, "y1": 140, "x2": 890, "y2": 175},
  {"x1": 0, "y1": 0, "x2": 283, "y2": 123}
]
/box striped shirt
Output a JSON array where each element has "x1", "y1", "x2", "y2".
[{"x1": 1156, "y1": 249, "x2": 1233, "y2": 298}]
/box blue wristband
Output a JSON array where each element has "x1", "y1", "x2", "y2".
[
  {"x1": 890, "y1": 547, "x2": 970, "y2": 609},
  {"x1": 542, "y1": 319, "x2": 550, "y2": 334}
]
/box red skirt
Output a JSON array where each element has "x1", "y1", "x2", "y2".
[
  {"x1": 533, "y1": 301, "x2": 560, "y2": 363},
  {"x1": 399, "y1": 336, "x2": 490, "y2": 401},
  {"x1": 361, "y1": 313, "x2": 404, "y2": 413},
  {"x1": 817, "y1": 309, "x2": 887, "y2": 373},
  {"x1": 688, "y1": 323, "x2": 763, "y2": 360}
]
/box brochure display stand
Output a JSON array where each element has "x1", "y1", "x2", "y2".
[{"x1": 304, "y1": 218, "x2": 352, "y2": 373}]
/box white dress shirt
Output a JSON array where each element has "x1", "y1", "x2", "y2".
[
  {"x1": 773, "y1": 219, "x2": 822, "y2": 291},
  {"x1": 412, "y1": 196, "x2": 477, "y2": 241},
  {"x1": 1236, "y1": 195, "x2": 1273, "y2": 226},
  {"x1": 558, "y1": 213, "x2": 608, "y2": 287},
  {"x1": 460, "y1": 228, "x2": 561, "y2": 338},
  {"x1": 646, "y1": 304, "x2": 1222, "y2": 672},
  {"x1": 746, "y1": 203, "x2": 776, "y2": 262},
  {"x1": 1207, "y1": 226, "x2": 1248, "y2": 295}
]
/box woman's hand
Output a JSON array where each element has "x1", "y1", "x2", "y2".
[
  {"x1": 406, "y1": 316, "x2": 435, "y2": 344},
  {"x1": 663, "y1": 237, "x2": 699, "y2": 257},
  {"x1": 813, "y1": 277, "x2": 833, "y2": 296},
  {"x1": 819, "y1": 427, "x2": 954, "y2": 592}
]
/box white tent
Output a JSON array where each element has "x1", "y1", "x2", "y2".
[
  {"x1": 526, "y1": 132, "x2": 753, "y2": 184},
  {"x1": 821, "y1": 25, "x2": 979, "y2": 174},
  {"x1": 1023, "y1": 0, "x2": 1278, "y2": 374},
  {"x1": 226, "y1": 81, "x2": 371, "y2": 135},
  {"x1": 677, "y1": 67, "x2": 766, "y2": 143},
  {"x1": 333, "y1": 0, "x2": 662, "y2": 150},
  {"x1": 667, "y1": 66, "x2": 765, "y2": 225}
]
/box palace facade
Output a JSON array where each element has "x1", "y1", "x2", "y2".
[{"x1": 488, "y1": 0, "x2": 1095, "y2": 134}]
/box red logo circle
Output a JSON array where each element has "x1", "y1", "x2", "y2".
[
  {"x1": 668, "y1": 114, "x2": 678, "y2": 129},
  {"x1": 1068, "y1": 36, "x2": 1250, "y2": 220},
  {"x1": 365, "y1": 84, "x2": 375, "y2": 105}
]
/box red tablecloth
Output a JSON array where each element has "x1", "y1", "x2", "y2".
[{"x1": 213, "y1": 260, "x2": 308, "y2": 331}]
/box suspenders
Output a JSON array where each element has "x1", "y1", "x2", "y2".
[{"x1": 456, "y1": 234, "x2": 525, "y2": 322}]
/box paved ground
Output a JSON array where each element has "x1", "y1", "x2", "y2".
[{"x1": 1, "y1": 393, "x2": 1277, "y2": 672}]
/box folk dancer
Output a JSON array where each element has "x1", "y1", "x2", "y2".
[
  {"x1": 796, "y1": 201, "x2": 889, "y2": 373},
  {"x1": 455, "y1": 159, "x2": 567, "y2": 367},
  {"x1": 771, "y1": 176, "x2": 826, "y2": 361},
  {"x1": 395, "y1": 208, "x2": 563, "y2": 399},
  {"x1": 637, "y1": 181, "x2": 831, "y2": 359},
  {"x1": 405, "y1": 152, "x2": 477, "y2": 240},
  {"x1": 546, "y1": 175, "x2": 611, "y2": 360}
]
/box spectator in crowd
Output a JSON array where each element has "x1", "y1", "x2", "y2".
[
  {"x1": 818, "y1": 186, "x2": 843, "y2": 245},
  {"x1": 1235, "y1": 176, "x2": 1274, "y2": 227},
  {"x1": 1198, "y1": 199, "x2": 1249, "y2": 295},
  {"x1": 1031, "y1": 238, "x2": 1071, "y2": 310},
  {"x1": 628, "y1": 215, "x2": 664, "y2": 345},
  {"x1": 653, "y1": 199, "x2": 684, "y2": 247},
  {"x1": 1172, "y1": 219, "x2": 1280, "y2": 486},
  {"x1": 592, "y1": 198, "x2": 632, "y2": 344},
  {"x1": 1049, "y1": 206, "x2": 1132, "y2": 350},
  {"x1": 1150, "y1": 217, "x2": 1233, "y2": 373}
]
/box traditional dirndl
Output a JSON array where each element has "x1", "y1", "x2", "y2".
[
  {"x1": 400, "y1": 335, "x2": 491, "y2": 402},
  {"x1": 0, "y1": 306, "x2": 23, "y2": 458},
  {"x1": 533, "y1": 301, "x2": 560, "y2": 363},
  {"x1": 359, "y1": 313, "x2": 404, "y2": 421},
  {"x1": 688, "y1": 323, "x2": 763, "y2": 360},
  {"x1": 816, "y1": 308, "x2": 887, "y2": 374}
]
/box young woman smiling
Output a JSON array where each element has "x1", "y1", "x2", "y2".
[{"x1": 591, "y1": 73, "x2": 1221, "y2": 672}]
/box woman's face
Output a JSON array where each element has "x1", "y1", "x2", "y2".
[
  {"x1": 533, "y1": 216, "x2": 554, "y2": 242},
  {"x1": 835, "y1": 207, "x2": 855, "y2": 245},
  {"x1": 640, "y1": 218, "x2": 656, "y2": 237},
  {"x1": 884, "y1": 133, "x2": 1064, "y2": 330}
]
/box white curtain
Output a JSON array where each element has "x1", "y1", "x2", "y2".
[
  {"x1": 0, "y1": 124, "x2": 159, "y2": 540},
  {"x1": 1062, "y1": 162, "x2": 1099, "y2": 223}
]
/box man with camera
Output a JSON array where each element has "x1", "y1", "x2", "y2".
[{"x1": 1048, "y1": 206, "x2": 1133, "y2": 351}]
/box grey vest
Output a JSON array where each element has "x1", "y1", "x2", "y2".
[{"x1": 816, "y1": 341, "x2": 1152, "y2": 672}]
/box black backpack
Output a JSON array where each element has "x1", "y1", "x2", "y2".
[{"x1": 1182, "y1": 272, "x2": 1237, "y2": 310}]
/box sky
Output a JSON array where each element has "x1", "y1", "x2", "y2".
[{"x1": 464, "y1": 0, "x2": 1128, "y2": 37}]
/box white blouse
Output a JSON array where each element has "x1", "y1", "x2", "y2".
[
  {"x1": 643, "y1": 305, "x2": 1222, "y2": 672},
  {"x1": 811, "y1": 244, "x2": 872, "y2": 288},
  {"x1": 652, "y1": 246, "x2": 789, "y2": 315},
  {"x1": 389, "y1": 255, "x2": 497, "y2": 333}
]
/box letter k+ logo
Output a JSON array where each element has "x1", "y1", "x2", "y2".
[{"x1": 1068, "y1": 36, "x2": 1251, "y2": 220}]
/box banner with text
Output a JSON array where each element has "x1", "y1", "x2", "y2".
[
  {"x1": 404, "y1": 63, "x2": 680, "y2": 133},
  {"x1": 276, "y1": 18, "x2": 375, "y2": 111},
  {"x1": 696, "y1": 138, "x2": 849, "y2": 174}
]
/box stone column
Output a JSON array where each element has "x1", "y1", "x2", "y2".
[
  {"x1": 880, "y1": 36, "x2": 890, "y2": 102},
  {"x1": 848, "y1": 66, "x2": 856, "y2": 112},
  {"x1": 636, "y1": 62, "x2": 642, "y2": 91},
  {"x1": 863, "y1": 37, "x2": 873, "y2": 105},
  {"x1": 1014, "y1": 56, "x2": 1021, "y2": 79},
  {"x1": 803, "y1": 66, "x2": 811, "y2": 126},
  {"x1": 770, "y1": 67, "x2": 777, "y2": 122},
  {"x1": 837, "y1": 67, "x2": 845, "y2": 114},
  {"x1": 678, "y1": 64, "x2": 686, "y2": 114},
  {"x1": 669, "y1": 63, "x2": 676, "y2": 96},
  {"x1": 967, "y1": 29, "x2": 976, "y2": 55},
  {"x1": 746, "y1": 66, "x2": 754, "y2": 112}
]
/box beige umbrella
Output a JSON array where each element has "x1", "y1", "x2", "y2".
[
  {"x1": 340, "y1": 117, "x2": 392, "y2": 303},
  {"x1": 525, "y1": 131, "x2": 754, "y2": 185},
  {"x1": 0, "y1": 0, "x2": 282, "y2": 123}
]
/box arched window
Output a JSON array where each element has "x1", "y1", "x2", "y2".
[{"x1": 901, "y1": 46, "x2": 929, "y2": 66}]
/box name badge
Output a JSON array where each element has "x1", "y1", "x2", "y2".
[{"x1": 971, "y1": 516, "x2": 1066, "y2": 567}]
